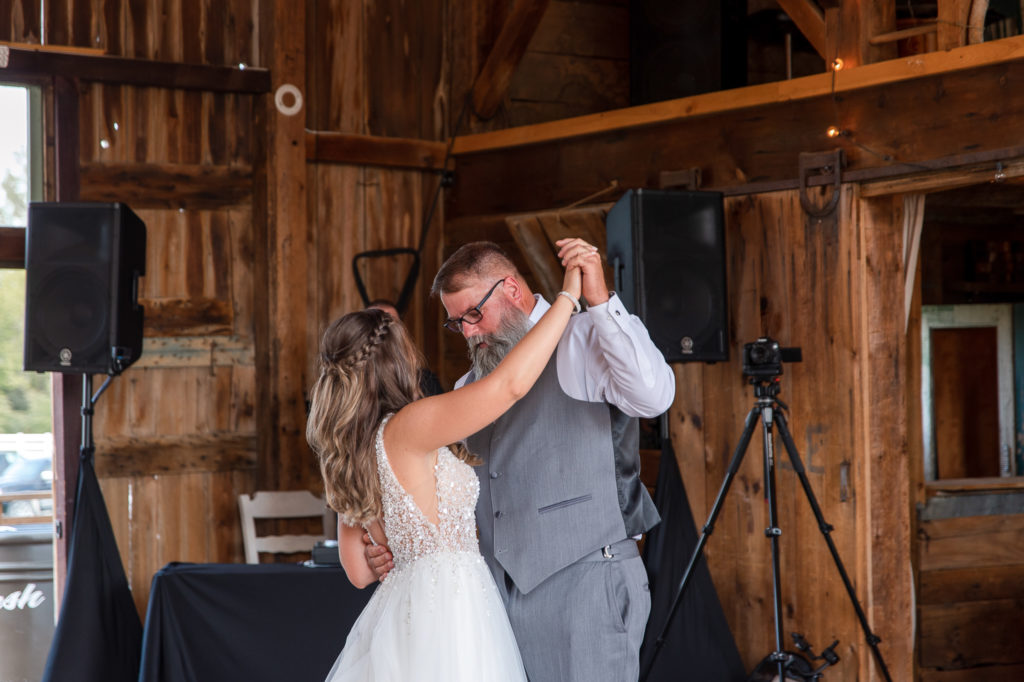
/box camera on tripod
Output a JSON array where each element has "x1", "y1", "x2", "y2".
[{"x1": 742, "y1": 337, "x2": 803, "y2": 381}]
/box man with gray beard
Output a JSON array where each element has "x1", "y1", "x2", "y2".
[{"x1": 365, "y1": 239, "x2": 674, "y2": 682}]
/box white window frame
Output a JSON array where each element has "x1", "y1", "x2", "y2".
[{"x1": 921, "y1": 304, "x2": 1015, "y2": 481}]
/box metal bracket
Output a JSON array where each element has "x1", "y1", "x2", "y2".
[{"x1": 798, "y1": 149, "x2": 845, "y2": 218}]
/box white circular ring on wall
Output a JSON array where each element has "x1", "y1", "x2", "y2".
[{"x1": 274, "y1": 84, "x2": 303, "y2": 116}]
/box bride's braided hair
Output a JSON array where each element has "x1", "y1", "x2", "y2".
[{"x1": 307, "y1": 309, "x2": 474, "y2": 524}]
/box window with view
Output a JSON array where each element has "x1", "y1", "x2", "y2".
[{"x1": 0, "y1": 82, "x2": 51, "y2": 525}]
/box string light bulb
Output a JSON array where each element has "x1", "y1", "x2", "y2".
[
  {"x1": 832, "y1": 58, "x2": 845, "y2": 71},
  {"x1": 826, "y1": 126, "x2": 843, "y2": 138}
]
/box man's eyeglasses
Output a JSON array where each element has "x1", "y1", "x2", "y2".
[{"x1": 442, "y1": 278, "x2": 506, "y2": 333}]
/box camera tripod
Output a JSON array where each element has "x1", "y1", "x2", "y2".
[{"x1": 640, "y1": 375, "x2": 892, "y2": 682}]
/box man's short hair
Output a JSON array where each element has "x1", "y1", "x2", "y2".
[{"x1": 431, "y1": 241, "x2": 520, "y2": 296}]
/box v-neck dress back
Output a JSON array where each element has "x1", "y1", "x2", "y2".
[{"x1": 324, "y1": 415, "x2": 527, "y2": 682}]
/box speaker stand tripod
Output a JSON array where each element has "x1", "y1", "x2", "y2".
[{"x1": 640, "y1": 376, "x2": 891, "y2": 682}]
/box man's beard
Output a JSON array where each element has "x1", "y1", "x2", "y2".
[{"x1": 467, "y1": 306, "x2": 531, "y2": 378}]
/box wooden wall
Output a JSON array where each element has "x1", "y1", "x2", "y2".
[
  {"x1": 441, "y1": 183, "x2": 914, "y2": 680},
  {"x1": 917, "y1": 509, "x2": 1024, "y2": 680},
  {"x1": 2, "y1": 0, "x2": 448, "y2": 616},
  {"x1": 450, "y1": 0, "x2": 630, "y2": 134},
  {"x1": 31, "y1": 1, "x2": 264, "y2": 614}
]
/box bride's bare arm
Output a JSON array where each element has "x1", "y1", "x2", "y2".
[
  {"x1": 386, "y1": 265, "x2": 582, "y2": 458},
  {"x1": 340, "y1": 519, "x2": 386, "y2": 588}
]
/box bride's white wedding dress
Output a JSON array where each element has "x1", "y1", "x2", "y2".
[{"x1": 325, "y1": 416, "x2": 527, "y2": 682}]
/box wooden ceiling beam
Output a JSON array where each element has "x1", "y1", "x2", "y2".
[
  {"x1": 446, "y1": 36, "x2": 1024, "y2": 218},
  {"x1": 776, "y1": 0, "x2": 827, "y2": 58},
  {"x1": 470, "y1": 0, "x2": 552, "y2": 120},
  {"x1": 1, "y1": 43, "x2": 269, "y2": 93},
  {"x1": 306, "y1": 131, "x2": 447, "y2": 171},
  {"x1": 452, "y1": 35, "x2": 1024, "y2": 156}
]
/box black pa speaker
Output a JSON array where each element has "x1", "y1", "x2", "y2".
[
  {"x1": 23, "y1": 202, "x2": 147, "y2": 375},
  {"x1": 606, "y1": 189, "x2": 728, "y2": 363}
]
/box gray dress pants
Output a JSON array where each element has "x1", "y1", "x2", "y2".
[{"x1": 500, "y1": 539, "x2": 650, "y2": 682}]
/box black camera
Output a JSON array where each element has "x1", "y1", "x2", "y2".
[{"x1": 742, "y1": 337, "x2": 802, "y2": 380}]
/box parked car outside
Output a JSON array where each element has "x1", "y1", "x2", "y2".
[{"x1": 0, "y1": 455, "x2": 53, "y2": 518}]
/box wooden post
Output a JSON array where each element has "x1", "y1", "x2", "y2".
[
  {"x1": 825, "y1": 0, "x2": 897, "y2": 68},
  {"x1": 257, "y1": 0, "x2": 314, "y2": 491},
  {"x1": 51, "y1": 75, "x2": 81, "y2": 601},
  {"x1": 856, "y1": 192, "x2": 915, "y2": 681}
]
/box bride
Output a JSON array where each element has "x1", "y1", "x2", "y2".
[{"x1": 305, "y1": 260, "x2": 582, "y2": 681}]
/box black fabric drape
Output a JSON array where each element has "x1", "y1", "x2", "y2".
[
  {"x1": 640, "y1": 437, "x2": 746, "y2": 681},
  {"x1": 41, "y1": 456, "x2": 143, "y2": 682},
  {"x1": 138, "y1": 563, "x2": 374, "y2": 681}
]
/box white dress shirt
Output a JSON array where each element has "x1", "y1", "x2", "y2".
[{"x1": 457, "y1": 292, "x2": 675, "y2": 418}]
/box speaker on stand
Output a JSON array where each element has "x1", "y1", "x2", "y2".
[
  {"x1": 606, "y1": 189, "x2": 728, "y2": 363},
  {"x1": 23, "y1": 202, "x2": 147, "y2": 376}
]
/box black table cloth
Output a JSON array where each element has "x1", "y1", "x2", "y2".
[{"x1": 139, "y1": 562, "x2": 374, "y2": 682}]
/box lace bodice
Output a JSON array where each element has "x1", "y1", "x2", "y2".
[{"x1": 375, "y1": 415, "x2": 480, "y2": 571}]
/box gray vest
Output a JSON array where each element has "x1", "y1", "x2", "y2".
[{"x1": 467, "y1": 353, "x2": 660, "y2": 594}]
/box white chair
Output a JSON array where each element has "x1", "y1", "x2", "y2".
[{"x1": 237, "y1": 490, "x2": 334, "y2": 564}]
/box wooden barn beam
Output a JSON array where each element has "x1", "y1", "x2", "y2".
[
  {"x1": 0, "y1": 42, "x2": 270, "y2": 93},
  {"x1": 0, "y1": 227, "x2": 25, "y2": 267},
  {"x1": 470, "y1": 0, "x2": 552, "y2": 120},
  {"x1": 455, "y1": 25, "x2": 1020, "y2": 158},
  {"x1": 95, "y1": 433, "x2": 258, "y2": 477},
  {"x1": 446, "y1": 35, "x2": 1024, "y2": 217},
  {"x1": 776, "y1": 0, "x2": 827, "y2": 58},
  {"x1": 937, "y1": 0, "x2": 973, "y2": 50},
  {"x1": 306, "y1": 131, "x2": 447, "y2": 171},
  {"x1": 51, "y1": 75, "x2": 81, "y2": 601},
  {"x1": 826, "y1": 0, "x2": 897, "y2": 68},
  {"x1": 257, "y1": 0, "x2": 315, "y2": 491},
  {"x1": 79, "y1": 162, "x2": 253, "y2": 209}
]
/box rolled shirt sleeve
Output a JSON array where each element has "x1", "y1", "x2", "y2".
[{"x1": 551, "y1": 293, "x2": 675, "y2": 417}]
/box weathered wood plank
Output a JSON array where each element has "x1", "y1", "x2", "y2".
[
  {"x1": 527, "y1": 0, "x2": 628, "y2": 59},
  {"x1": 454, "y1": 71, "x2": 1024, "y2": 215},
  {"x1": 450, "y1": 35, "x2": 1024, "y2": 156},
  {"x1": 857, "y1": 193, "x2": 914, "y2": 680},
  {"x1": 3, "y1": 46, "x2": 269, "y2": 92},
  {"x1": 920, "y1": 662, "x2": 1024, "y2": 681},
  {"x1": 79, "y1": 162, "x2": 252, "y2": 209},
  {"x1": 133, "y1": 336, "x2": 254, "y2": 369},
  {"x1": 919, "y1": 599, "x2": 1024, "y2": 668},
  {"x1": 0, "y1": 227, "x2": 25, "y2": 267},
  {"x1": 94, "y1": 433, "x2": 258, "y2": 476},
  {"x1": 306, "y1": 131, "x2": 447, "y2": 171},
  {"x1": 508, "y1": 51, "x2": 628, "y2": 112},
  {"x1": 364, "y1": 0, "x2": 445, "y2": 139},
  {"x1": 471, "y1": 0, "x2": 552, "y2": 120},
  {"x1": 505, "y1": 215, "x2": 564, "y2": 301},
  {"x1": 919, "y1": 515, "x2": 1024, "y2": 570},
  {"x1": 142, "y1": 297, "x2": 233, "y2": 337},
  {"x1": 259, "y1": 0, "x2": 313, "y2": 490},
  {"x1": 919, "y1": 563, "x2": 1024, "y2": 604}
]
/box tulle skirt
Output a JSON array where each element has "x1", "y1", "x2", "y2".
[{"x1": 325, "y1": 551, "x2": 527, "y2": 682}]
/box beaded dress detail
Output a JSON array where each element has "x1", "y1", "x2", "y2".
[
  {"x1": 324, "y1": 416, "x2": 527, "y2": 682},
  {"x1": 375, "y1": 415, "x2": 480, "y2": 568}
]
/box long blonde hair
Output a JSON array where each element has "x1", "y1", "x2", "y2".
[{"x1": 306, "y1": 309, "x2": 473, "y2": 524}]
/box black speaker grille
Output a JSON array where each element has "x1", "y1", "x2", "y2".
[
  {"x1": 607, "y1": 189, "x2": 728, "y2": 363},
  {"x1": 23, "y1": 202, "x2": 146, "y2": 374}
]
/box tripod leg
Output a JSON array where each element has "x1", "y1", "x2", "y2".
[
  {"x1": 639, "y1": 404, "x2": 761, "y2": 682},
  {"x1": 774, "y1": 411, "x2": 893, "y2": 682},
  {"x1": 760, "y1": 405, "x2": 787, "y2": 681}
]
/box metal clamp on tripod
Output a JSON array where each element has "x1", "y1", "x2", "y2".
[{"x1": 640, "y1": 338, "x2": 891, "y2": 682}]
